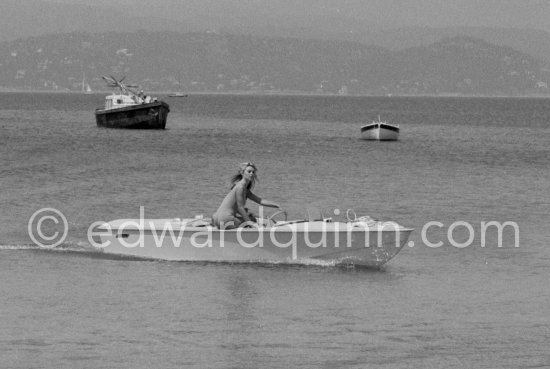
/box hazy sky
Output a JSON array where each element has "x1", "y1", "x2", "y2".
[{"x1": 40, "y1": 0, "x2": 550, "y2": 32}]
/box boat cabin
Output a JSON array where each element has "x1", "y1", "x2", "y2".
[{"x1": 103, "y1": 93, "x2": 156, "y2": 110}]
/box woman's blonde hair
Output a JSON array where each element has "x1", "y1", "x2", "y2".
[{"x1": 230, "y1": 162, "x2": 258, "y2": 190}]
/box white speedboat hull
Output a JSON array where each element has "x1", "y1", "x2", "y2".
[
  {"x1": 92, "y1": 218, "x2": 412, "y2": 267},
  {"x1": 360, "y1": 120, "x2": 400, "y2": 141}
]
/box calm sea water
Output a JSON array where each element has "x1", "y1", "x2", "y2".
[{"x1": 1, "y1": 92, "x2": 549, "y2": 368}]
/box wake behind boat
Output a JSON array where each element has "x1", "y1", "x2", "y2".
[
  {"x1": 92, "y1": 210, "x2": 412, "y2": 267},
  {"x1": 361, "y1": 116, "x2": 400, "y2": 140},
  {"x1": 95, "y1": 76, "x2": 170, "y2": 129}
]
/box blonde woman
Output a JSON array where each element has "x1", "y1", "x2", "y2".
[{"x1": 212, "y1": 162, "x2": 282, "y2": 229}]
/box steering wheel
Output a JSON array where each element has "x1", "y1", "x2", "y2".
[{"x1": 266, "y1": 210, "x2": 288, "y2": 226}]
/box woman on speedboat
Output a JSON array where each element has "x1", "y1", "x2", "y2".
[{"x1": 212, "y1": 162, "x2": 283, "y2": 229}]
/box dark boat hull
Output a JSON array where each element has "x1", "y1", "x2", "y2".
[{"x1": 95, "y1": 101, "x2": 170, "y2": 129}]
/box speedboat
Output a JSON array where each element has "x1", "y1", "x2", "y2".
[
  {"x1": 360, "y1": 116, "x2": 399, "y2": 140},
  {"x1": 91, "y1": 210, "x2": 413, "y2": 267},
  {"x1": 95, "y1": 76, "x2": 170, "y2": 129}
]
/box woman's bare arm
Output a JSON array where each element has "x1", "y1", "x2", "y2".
[{"x1": 248, "y1": 191, "x2": 281, "y2": 209}]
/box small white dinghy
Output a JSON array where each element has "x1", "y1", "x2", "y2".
[
  {"x1": 91, "y1": 210, "x2": 412, "y2": 267},
  {"x1": 361, "y1": 116, "x2": 400, "y2": 141}
]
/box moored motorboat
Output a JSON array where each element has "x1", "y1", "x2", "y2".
[
  {"x1": 91, "y1": 210, "x2": 412, "y2": 267},
  {"x1": 95, "y1": 76, "x2": 170, "y2": 129},
  {"x1": 361, "y1": 116, "x2": 399, "y2": 140},
  {"x1": 168, "y1": 92, "x2": 188, "y2": 97}
]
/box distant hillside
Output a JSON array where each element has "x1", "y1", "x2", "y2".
[
  {"x1": 0, "y1": 31, "x2": 548, "y2": 96},
  {"x1": 5, "y1": 1, "x2": 550, "y2": 68},
  {"x1": 365, "y1": 27, "x2": 550, "y2": 66},
  {"x1": 4, "y1": 2, "x2": 550, "y2": 67},
  {"x1": 224, "y1": 25, "x2": 550, "y2": 65}
]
